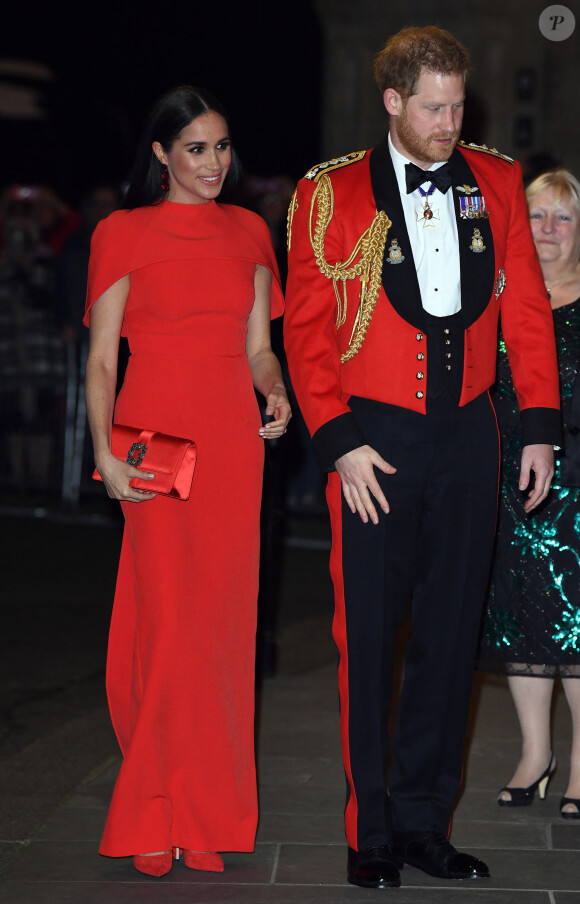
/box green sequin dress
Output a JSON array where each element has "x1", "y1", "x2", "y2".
[{"x1": 479, "y1": 299, "x2": 580, "y2": 676}]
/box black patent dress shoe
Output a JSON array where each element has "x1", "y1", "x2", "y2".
[
  {"x1": 347, "y1": 845, "x2": 402, "y2": 888},
  {"x1": 392, "y1": 831, "x2": 490, "y2": 880}
]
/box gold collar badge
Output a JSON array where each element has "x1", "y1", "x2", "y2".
[
  {"x1": 386, "y1": 239, "x2": 405, "y2": 264},
  {"x1": 470, "y1": 228, "x2": 486, "y2": 253}
]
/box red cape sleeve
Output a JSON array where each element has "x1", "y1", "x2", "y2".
[
  {"x1": 83, "y1": 210, "x2": 134, "y2": 333},
  {"x1": 237, "y1": 207, "x2": 284, "y2": 319}
]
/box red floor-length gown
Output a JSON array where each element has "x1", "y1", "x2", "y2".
[{"x1": 84, "y1": 199, "x2": 284, "y2": 857}]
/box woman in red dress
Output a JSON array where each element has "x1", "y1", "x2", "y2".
[{"x1": 84, "y1": 86, "x2": 291, "y2": 877}]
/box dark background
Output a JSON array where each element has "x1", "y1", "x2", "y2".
[{"x1": 0, "y1": 0, "x2": 322, "y2": 202}]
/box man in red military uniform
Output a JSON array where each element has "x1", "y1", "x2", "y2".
[{"x1": 284, "y1": 26, "x2": 561, "y2": 889}]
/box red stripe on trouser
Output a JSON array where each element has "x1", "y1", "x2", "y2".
[{"x1": 326, "y1": 471, "x2": 359, "y2": 849}]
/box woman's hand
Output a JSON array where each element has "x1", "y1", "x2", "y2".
[
  {"x1": 95, "y1": 451, "x2": 157, "y2": 503},
  {"x1": 259, "y1": 386, "x2": 292, "y2": 440},
  {"x1": 246, "y1": 266, "x2": 291, "y2": 440}
]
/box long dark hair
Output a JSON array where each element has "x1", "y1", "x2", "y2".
[{"x1": 124, "y1": 86, "x2": 242, "y2": 208}]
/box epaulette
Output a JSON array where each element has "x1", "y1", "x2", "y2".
[
  {"x1": 458, "y1": 141, "x2": 514, "y2": 165},
  {"x1": 304, "y1": 151, "x2": 367, "y2": 182}
]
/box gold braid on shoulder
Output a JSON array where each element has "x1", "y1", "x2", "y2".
[{"x1": 308, "y1": 174, "x2": 391, "y2": 363}]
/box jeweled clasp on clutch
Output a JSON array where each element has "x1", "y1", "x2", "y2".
[{"x1": 127, "y1": 442, "x2": 148, "y2": 466}]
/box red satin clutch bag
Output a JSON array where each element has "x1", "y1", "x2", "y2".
[{"x1": 93, "y1": 425, "x2": 197, "y2": 500}]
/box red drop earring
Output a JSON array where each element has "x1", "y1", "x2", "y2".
[{"x1": 161, "y1": 164, "x2": 170, "y2": 193}]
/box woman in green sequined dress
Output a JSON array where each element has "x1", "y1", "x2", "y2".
[{"x1": 479, "y1": 170, "x2": 580, "y2": 818}]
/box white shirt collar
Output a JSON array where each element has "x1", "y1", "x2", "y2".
[{"x1": 387, "y1": 132, "x2": 447, "y2": 191}]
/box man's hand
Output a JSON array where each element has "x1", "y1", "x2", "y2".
[
  {"x1": 519, "y1": 443, "x2": 554, "y2": 512},
  {"x1": 335, "y1": 445, "x2": 397, "y2": 524}
]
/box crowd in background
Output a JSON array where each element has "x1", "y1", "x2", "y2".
[{"x1": 0, "y1": 183, "x2": 119, "y2": 492}]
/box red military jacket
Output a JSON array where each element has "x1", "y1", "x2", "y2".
[{"x1": 284, "y1": 136, "x2": 561, "y2": 469}]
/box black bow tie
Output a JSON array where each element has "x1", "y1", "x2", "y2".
[{"x1": 405, "y1": 161, "x2": 452, "y2": 195}]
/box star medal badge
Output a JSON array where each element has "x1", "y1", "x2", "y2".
[{"x1": 416, "y1": 183, "x2": 439, "y2": 227}]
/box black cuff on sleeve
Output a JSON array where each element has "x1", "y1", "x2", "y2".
[
  {"x1": 312, "y1": 412, "x2": 368, "y2": 472},
  {"x1": 520, "y1": 407, "x2": 563, "y2": 447}
]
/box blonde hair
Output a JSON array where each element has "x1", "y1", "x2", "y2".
[{"x1": 526, "y1": 169, "x2": 580, "y2": 216}]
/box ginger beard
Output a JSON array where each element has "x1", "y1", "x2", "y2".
[{"x1": 395, "y1": 99, "x2": 461, "y2": 165}]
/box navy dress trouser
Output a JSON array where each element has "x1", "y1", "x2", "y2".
[{"x1": 327, "y1": 391, "x2": 500, "y2": 850}]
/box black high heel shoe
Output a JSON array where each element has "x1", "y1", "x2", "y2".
[
  {"x1": 497, "y1": 754, "x2": 555, "y2": 807},
  {"x1": 560, "y1": 797, "x2": 580, "y2": 819}
]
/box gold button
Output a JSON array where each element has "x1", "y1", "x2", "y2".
[
  {"x1": 416, "y1": 390, "x2": 424, "y2": 399},
  {"x1": 417, "y1": 352, "x2": 424, "y2": 360},
  {"x1": 443, "y1": 328, "x2": 450, "y2": 334},
  {"x1": 416, "y1": 332, "x2": 424, "y2": 341},
  {"x1": 446, "y1": 353, "x2": 452, "y2": 358},
  {"x1": 445, "y1": 339, "x2": 451, "y2": 345},
  {"x1": 446, "y1": 364, "x2": 452, "y2": 370},
  {"x1": 416, "y1": 371, "x2": 424, "y2": 379}
]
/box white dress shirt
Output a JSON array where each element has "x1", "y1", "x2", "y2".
[{"x1": 388, "y1": 134, "x2": 461, "y2": 317}]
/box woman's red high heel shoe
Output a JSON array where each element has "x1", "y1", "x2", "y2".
[
  {"x1": 133, "y1": 851, "x2": 173, "y2": 877},
  {"x1": 183, "y1": 850, "x2": 224, "y2": 872}
]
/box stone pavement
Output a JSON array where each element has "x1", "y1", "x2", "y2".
[
  {"x1": 1, "y1": 512, "x2": 579, "y2": 902},
  {"x1": 1, "y1": 662, "x2": 579, "y2": 903}
]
